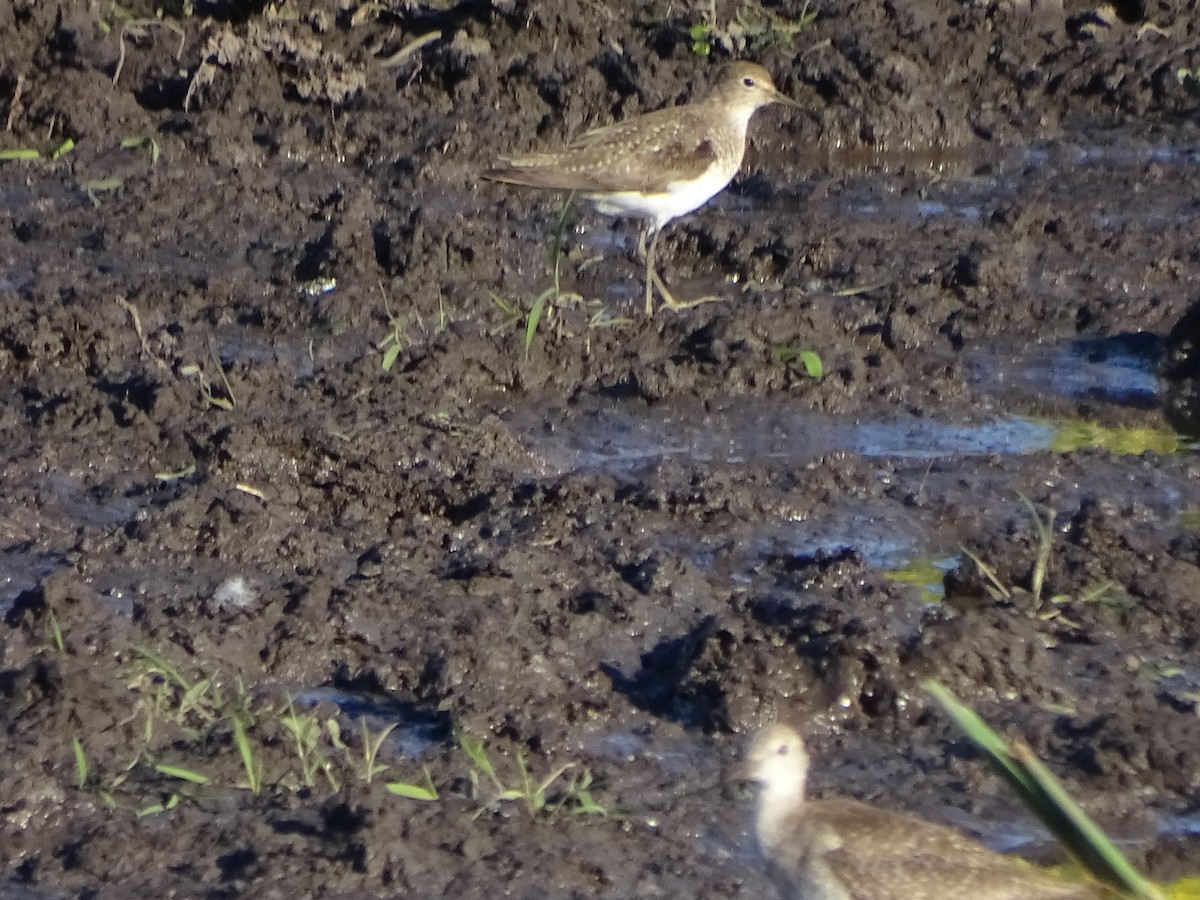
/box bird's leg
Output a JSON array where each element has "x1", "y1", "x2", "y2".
[
  {"x1": 644, "y1": 227, "x2": 722, "y2": 315},
  {"x1": 642, "y1": 227, "x2": 662, "y2": 316},
  {"x1": 635, "y1": 225, "x2": 651, "y2": 262}
]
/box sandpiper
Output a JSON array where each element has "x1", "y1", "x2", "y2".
[
  {"x1": 747, "y1": 723, "x2": 1100, "y2": 900},
  {"x1": 484, "y1": 62, "x2": 801, "y2": 315}
]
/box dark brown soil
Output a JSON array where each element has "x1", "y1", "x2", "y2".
[{"x1": 3, "y1": 1, "x2": 1200, "y2": 897}]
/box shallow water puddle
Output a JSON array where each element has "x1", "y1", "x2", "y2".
[
  {"x1": 0, "y1": 546, "x2": 66, "y2": 617},
  {"x1": 513, "y1": 400, "x2": 1059, "y2": 477},
  {"x1": 660, "y1": 503, "x2": 960, "y2": 604},
  {"x1": 512, "y1": 325, "x2": 1191, "y2": 477},
  {"x1": 967, "y1": 334, "x2": 1163, "y2": 408}
]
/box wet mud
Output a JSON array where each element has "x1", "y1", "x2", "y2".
[{"x1": 3, "y1": 0, "x2": 1200, "y2": 897}]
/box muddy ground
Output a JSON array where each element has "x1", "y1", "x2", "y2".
[{"x1": 3, "y1": 0, "x2": 1200, "y2": 897}]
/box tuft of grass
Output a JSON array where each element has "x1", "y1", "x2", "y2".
[
  {"x1": 525, "y1": 288, "x2": 553, "y2": 359},
  {"x1": 326, "y1": 717, "x2": 401, "y2": 785},
  {"x1": 926, "y1": 682, "x2": 1161, "y2": 900},
  {"x1": 457, "y1": 730, "x2": 609, "y2": 819},
  {"x1": 959, "y1": 495, "x2": 1126, "y2": 620},
  {"x1": 689, "y1": 0, "x2": 816, "y2": 56},
  {"x1": 522, "y1": 193, "x2": 579, "y2": 359},
  {"x1": 489, "y1": 291, "x2": 522, "y2": 327},
  {"x1": 77, "y1": 649, "x2": 459, "y2": 814},
  {"x1": 130, "y1": 648, "x2": 221, "y2": 743},
  {"x1": 279, "y1": 697, "x2": 339, "y2": 790}
]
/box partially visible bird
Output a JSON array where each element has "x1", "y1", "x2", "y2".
[
  {"x1": 484, "y1": 62, "x2": 801, "y2": 315},
  {"x1": 747, "y1": 723, "x2": 1101, "y2": 900}
]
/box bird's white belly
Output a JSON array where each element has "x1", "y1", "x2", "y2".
[{"x1": 587, "y1": 162, "x2": 738, "y2": 227}]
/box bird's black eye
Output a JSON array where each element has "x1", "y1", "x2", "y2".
[
  {"x1": 776, "y1": 743, "x2": 788, "y2": 756},
  {"x1": 743, "y1": 76, "x2": 756, "y2": 87}
]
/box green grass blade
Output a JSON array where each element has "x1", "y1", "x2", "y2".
[
  {"x1": 524, "y1": 288, "x2": 552, "y2": 359},
  {"x1": 47, "y1": 609, "x2": 65, "y2": 652},
  {"x1": 571, "y1": 769, "x2": 608, "y2": 816},
  {"x1": 0, "y1": 148, "x2": 40, "y2": 160},
  {"x1": 1012, "y1": 741, "x2": 1160, "y2": 899},
  {"x1": 386, "y1": 781, "x2": 439, "y2": 801},
  {"x1": 457, "y1": 730, "x2": 498, "y2": 783},
  {"x1": 50, "y1": 138, "x2": 75, "y2": 160},
  {"x1": 926, "y1": 681, "x2": 1161, "y2": 899},
  {"x1": 232, "y1": 715, "x2": 260, "y2": 794},
  {"x1": 153, "y1": 763, "x2": 209, "y2": 784},
  {"x1": 136, "y1": 648, "x2": 191, "y2": 691},
  {"x1": 799, "y1": 350, "x2": 823, "y2": 378},
  {"x1": 71, "y1": 737, "x2": 89, "y2": 788},
  {"x1": 381, "y1": 342, "x2": 402, "y2": 371},
  {"x1": 924, "y1": 681, "x2": 1035, "y2": 790}
]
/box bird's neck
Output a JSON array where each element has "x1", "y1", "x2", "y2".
[
  {"x1": 756, "y1": 776, "x2": 807, "y2": 848},
  {"x1": 720, "y1": 103, "x2": 759, "y2": 138}
]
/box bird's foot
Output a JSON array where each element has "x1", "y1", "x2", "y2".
[
  {"x1": 648, "y1": 269, "x2": 724, "y2": 314},
  {"x1": 660, "y1": 293, "x2": 724, "y2": 311}
]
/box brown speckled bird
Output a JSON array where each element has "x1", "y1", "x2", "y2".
[
  {"x1": 747, "y1": 724, "x2": 1101, "y2": 900},
  {"x1": 484, "y1": 62, "x2": 800, "y2": 315}
]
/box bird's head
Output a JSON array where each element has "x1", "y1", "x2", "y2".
[
  {"x1": 746, "y1": 722, "x2": 810, "y2": 802},
  {"x1": 716, "y1": 62, "x2": 803, "y2": 114}
]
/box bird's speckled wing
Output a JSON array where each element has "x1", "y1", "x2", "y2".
[
  {"x1": 483, "y1": 105, "x2": 721, "y2": 194},
  {"x1": 770, "y1": 800, "x2": 1100, "y2": 900}
]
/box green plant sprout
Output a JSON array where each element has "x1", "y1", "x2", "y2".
[
  {"x1": 121, "y1": 133, "x2": 161, "y2": 164},
  {"x1": 457, "y1": 730, "x2": 609, "y2": 819},
  {"x1": 129, "y1": 648, "x2": 221, "y2": 742},
  {"x1": 82, "y1": 177, "x2": 123, "y2": 207},
  {"x1": 232, "y1": 713, "x2": 262, "y2": 794},
  {"x1": 46, "y1": 608, "x2": 65, "y2": 653},
  {"x1": 50, "y1": 138, "x2": 74, "y2": 160},
  {"x1": 178, "y1": 361, "x2": 235, "y2": 410},
  {"x1": 773, "y1": 345, "x2": 823, "y2": 378},
  {"x1": 72, "y1": 737, "x2": 90, "y2": 788},
  {"x1": 327, "y1": 717, "x2": 399, "y2": 785},
  {"x1": 279, "y1": 697, "x2": 340, "y2": 790},
  {"x1": 152, "y1": 762, "x2": 209, "y2": 785},
  {"x1": 378, "y1": 288, "x2": 408, "y2": 371},
  {"x1": 386, "y1": 766, "x2": 439, "y2": 801},
  {"x1": 135, "y1": 794, "x2": 180, "y2": 817}
]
